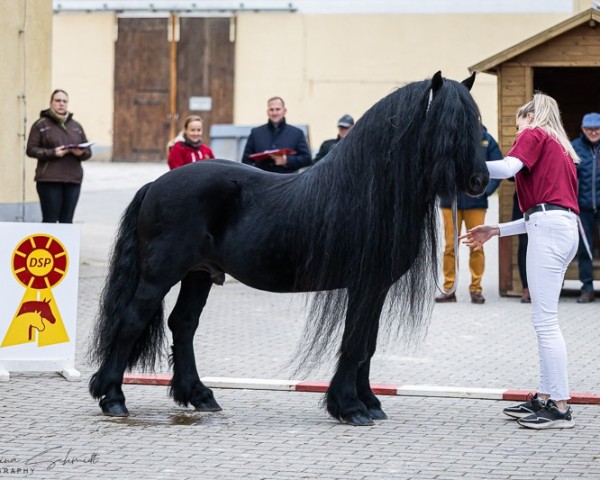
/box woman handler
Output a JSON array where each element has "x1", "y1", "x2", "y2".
[{"x1": 461, "y1": 93, "x2": 579, "y2": 429}]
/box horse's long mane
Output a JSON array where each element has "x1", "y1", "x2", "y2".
[{"x1": 284, "y1": 77, "x2": 482, "y2": 369}]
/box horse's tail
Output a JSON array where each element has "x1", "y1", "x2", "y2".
[{"x1": 88, "y1": 182, "x2": 165, "y2": 374}]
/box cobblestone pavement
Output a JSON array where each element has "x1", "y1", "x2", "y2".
[{"x1": 1, "y1": 161, "x2": 599, "y2": 480}]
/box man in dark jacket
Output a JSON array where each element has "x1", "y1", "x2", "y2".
[
  {"x1": 313, "y1": 114, "x2": 354, "y2": 163},
  {"x1": 572, "y1": 112, "x2": 600, "y2": 303},
  {"x1": 241, "y1": 97, "x2": 311, "y2": 173},
  {"x1": 435, "y1": 127, "x2": 502, "y2": 304}
]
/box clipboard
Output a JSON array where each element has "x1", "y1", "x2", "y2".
[
  {"x1": 248, "y1": 148, "x2": 296, "y2": 161},
  {"x1": 64, "y1": 141, "x2": 95, "y2": 149}
]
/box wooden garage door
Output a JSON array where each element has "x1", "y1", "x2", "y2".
[
  {"x1": 176, "y1": 17, "x2": 234, "y2": 146},
  {"x1": 113, "y1": 17, "x2": 234, "y2": 162}
]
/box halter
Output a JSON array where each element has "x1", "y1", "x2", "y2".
[{"x1": 426, "y1": 89, "x2": 434, "y2": 114}]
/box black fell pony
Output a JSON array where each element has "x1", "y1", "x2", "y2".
[{"x1": 89, "y1": 71, "x2": 489, "y2": 426}]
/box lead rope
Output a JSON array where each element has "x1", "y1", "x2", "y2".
[
  {"x1": 449, "y1": 197, "x2": 459, "y2": 294},
  {"x1": 436, "y1": 197, "x2": 459, "y2": 295},
  {"x1": 578, "y1": 216, "x2": 593, "y2": 261}
]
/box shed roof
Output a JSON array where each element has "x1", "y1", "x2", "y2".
[{"x1": 469, "y1": 8, "x2": 600, "y2": 74}]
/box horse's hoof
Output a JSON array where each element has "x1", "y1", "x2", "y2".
[
  {"x1": 342, "y1": 413, "x2": 375, "y2": 426},
  {"x1": 368, "y1": 407, "x2": 388, "y2": 420},
  {"x1": 101, "y1": 402, "x2": 130, "y2": 417},
  {"x1": 193, "y1": 398, "x2": 222, "y2": 412},
  {"x1": 194, "y1": 405, "x2": 222, "y2": 413}
]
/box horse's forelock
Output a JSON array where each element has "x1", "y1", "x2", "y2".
[
  {"x1": 419, "y1": 79, "x2": 483, "y2": 198},
  {"x1": 328, "y1": 78, "x2": 480, "y2": 202}
]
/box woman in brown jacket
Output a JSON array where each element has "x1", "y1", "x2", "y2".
[{"x1": 26, "y1": 89, "x2": 92, "y2": 223}]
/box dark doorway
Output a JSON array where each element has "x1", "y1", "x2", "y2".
[
  {"x1": 534, "y1": 67, "x2": 600, "y2": 140},
  {"x1": 535, "y1": 66, "x2": 600, "y2": 277}
]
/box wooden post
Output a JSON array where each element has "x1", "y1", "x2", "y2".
[{"x1": 168, "y1": 13, "x2": 179, "y2": 141}]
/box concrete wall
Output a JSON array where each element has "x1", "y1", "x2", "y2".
[
  {"x1": 2, "y1": 2, "x2": 593, "y2": 220},
  {"x1": 49, "y1": 10, "x2": 570, "y2": 156},
  {"x1": 0, "y1": 0, "x2": 52, "y2": 221},
  {"x1": 233, "y1": 12, "x2": 568, "y2": 149},
  {"x1": 41, "y1": 6, "x2": 600, "y2": 159}
]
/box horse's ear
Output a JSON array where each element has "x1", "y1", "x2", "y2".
[
  {"x1": 431, "y1": 71, "x2": 443, "y2": 93},
  {"x1": 461, "y1": 71, "x2": 476, "y2": 91}
]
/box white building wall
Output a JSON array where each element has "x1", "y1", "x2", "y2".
[
  {"x1": 50, "y1": 0, "x2": 593, "y2": 157},
  {"x1": 233, "y1": 12, "x2": 567, "y2": 150},
  {"x1": 52, "y1": 12, "x2": 115, "y2": 160}
]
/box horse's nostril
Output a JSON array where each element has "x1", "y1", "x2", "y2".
[{"x1": 469, "y1": 175, "x2": 484, "y2": 193}]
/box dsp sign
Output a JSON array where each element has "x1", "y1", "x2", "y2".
[
  {"x1": 0, "y1": 223, "x2": 80, "y2": 381},
  {"x1": 4, "y1": 234, "x2": 70, "y2": 348}
]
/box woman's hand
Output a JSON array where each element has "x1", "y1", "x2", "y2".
[
  {"x1": 458, "y1": 225, "x2": 500, "y2": 251},
  {"x1": 54, "y1": 146, "x2": 69, "y2": 157},
  {"x1": 70, "y1": 148, "x2": 86, "y2": 156}
]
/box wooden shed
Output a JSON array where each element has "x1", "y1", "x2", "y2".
[{"x1": 470, "y1": 7, "x2": 600, "y2": 296}]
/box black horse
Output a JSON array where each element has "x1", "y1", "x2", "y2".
[{"x1": 89, "y1": 71, "x2": 488, "y2": 426}]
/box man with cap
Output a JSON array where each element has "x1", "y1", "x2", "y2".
[
  {"x1": 572, "y1": 112, "x2": 600, "y2": 303},
  {"x1": 313, "y1": 114, "x2": 354, "y2": 162}
]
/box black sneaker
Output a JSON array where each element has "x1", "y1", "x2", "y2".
[
  {"x1": 503, "y1": 393, "x2": 545, "y2": 419},
  {"x1": 517, "y1": 400, "x2": 575, "y2": 430}
]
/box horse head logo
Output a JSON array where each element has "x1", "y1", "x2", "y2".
[{"x1": 16, "y1": 299, "x2": 57, "y2": 341}]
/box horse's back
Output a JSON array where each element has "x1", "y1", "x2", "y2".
[
  {"x1": 154, "y1": 159, "x2": 288, "y2": 193},
  {"x1": 133, "y1": 160, "x2": 304, "y2": 291}
]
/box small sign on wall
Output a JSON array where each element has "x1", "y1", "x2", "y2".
[
  {"x1": 0, "y1": 223, "x2": 81, "y2": 381},
  {"x1": 189, "y1": 96, "x2": 213, "y2": 111}
]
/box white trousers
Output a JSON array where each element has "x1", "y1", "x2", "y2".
[{"x1": 525, "y1": 210, "x2": 578, "y2": 401}]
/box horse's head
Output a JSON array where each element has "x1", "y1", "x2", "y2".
[{"x1": 419, "y1": 71, "x2": 490, "y2": 200}]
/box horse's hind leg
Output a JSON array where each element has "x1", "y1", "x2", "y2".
[
  {"x1": 326, "y1": 287, "x2": 388, "y2": 426},
  {"x1": 168, "y1": 270, "x2": 221, "y2": 412},
  {"x1": 91, "y1": 280, "x2": 169, "y2": 416}
]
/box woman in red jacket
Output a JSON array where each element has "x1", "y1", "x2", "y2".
[{"x1": 167, "y1": 115, "x2": 215, "y2": 170}]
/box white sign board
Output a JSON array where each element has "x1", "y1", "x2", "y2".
[
  {"x1": 0, "y1": 223, "x2": 81, "y2": 381},
  {"x1": 189, "y1": 96, "x2": 212, "y2": 111}
]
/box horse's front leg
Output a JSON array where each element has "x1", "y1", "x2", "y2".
[
  {"x1": 326, "y1": 287, "x2": 388, "y2": 426},
  {"x1": 168, "y1": 270, "x2": 221, "y2": 412}
]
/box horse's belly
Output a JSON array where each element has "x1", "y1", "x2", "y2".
[{"x1": 222, "y1": 261, "x2": 298, "y2": 293}]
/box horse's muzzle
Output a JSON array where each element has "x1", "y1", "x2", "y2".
[{"x1": 467, "y1": 173, "x2": 489, "y2": 196}]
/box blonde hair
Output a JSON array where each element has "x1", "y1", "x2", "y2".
[
  {"x1": 517, "y1": 92, "x2": 579, "y2": 164},
  {"x1": 183, "y1": 115, "x2": 203, "y2": 129}
]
